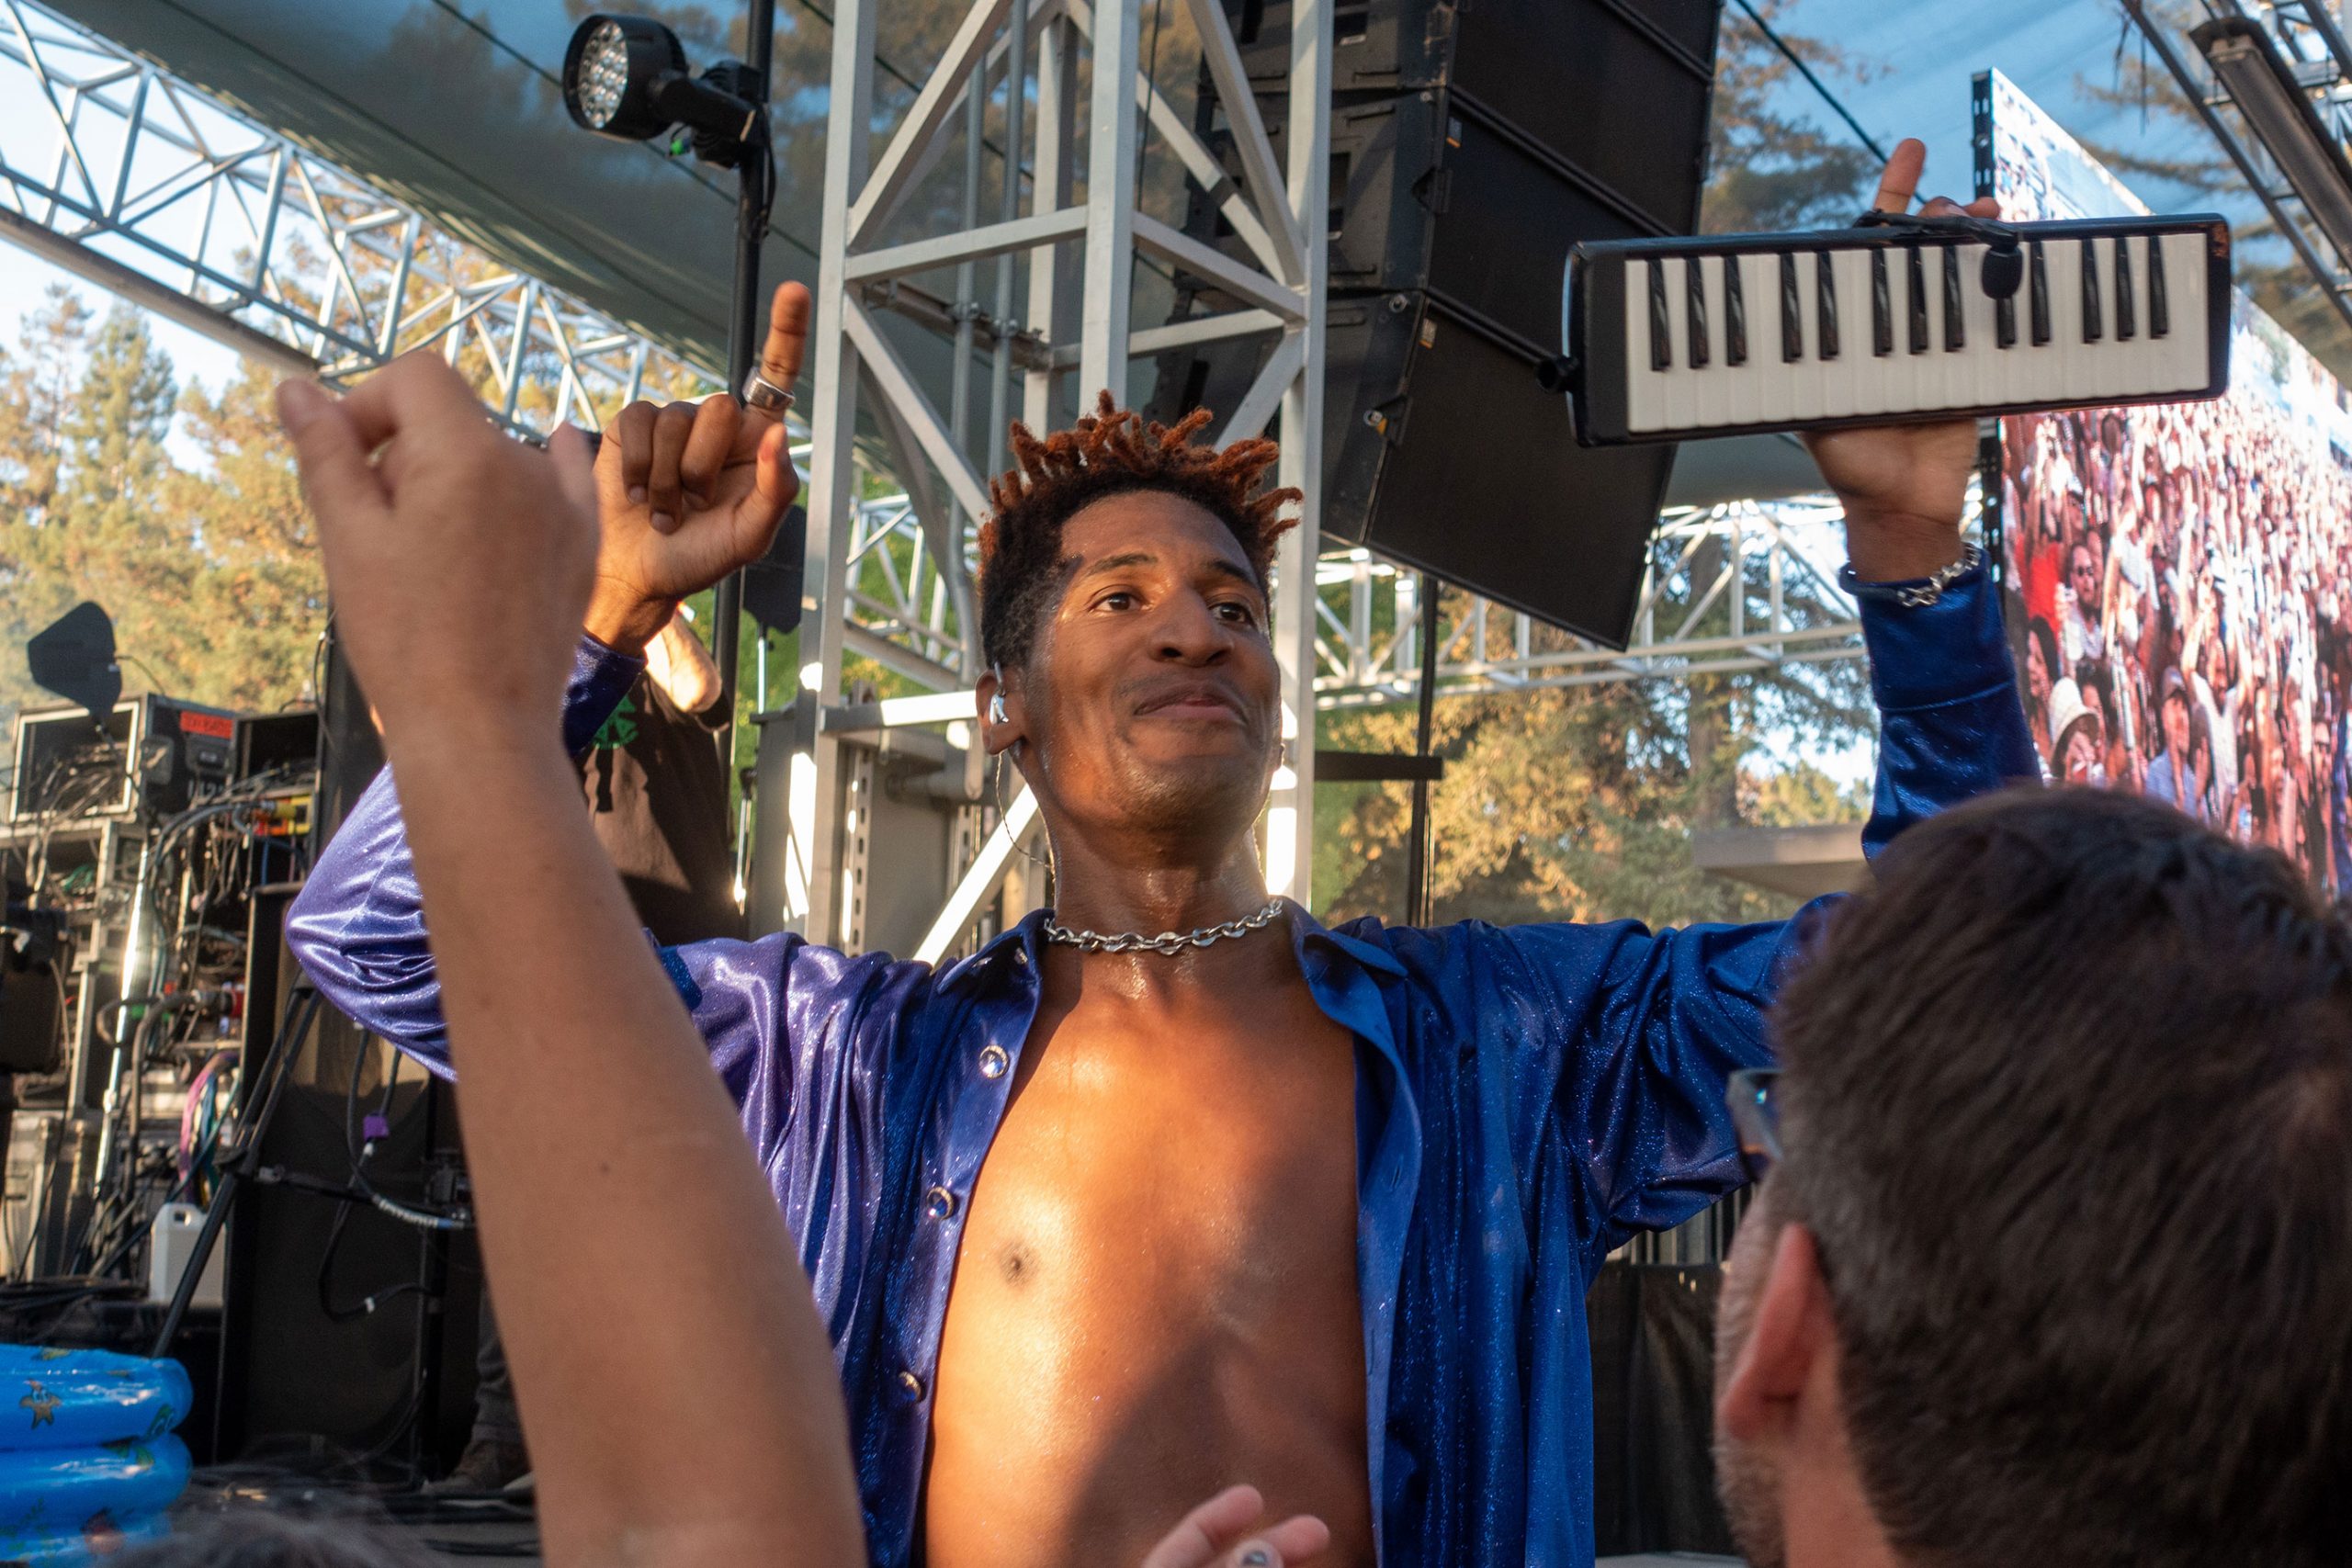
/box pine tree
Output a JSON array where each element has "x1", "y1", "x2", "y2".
[
  {"x1": 0, "y1": 287, "x2": 90, "y2": 531},
  {"x1": 0, "y1": 291, "x2": 106, "y2": 761},
  {"x1": 33, "y1": 308, "x2": 191, "y2": 705},
  {"x1": 160, "y1": 365, "x2": 327, "y2": 713},
  {"x1": 0, "y1": 301, "x2": 329, "y2": 776}
]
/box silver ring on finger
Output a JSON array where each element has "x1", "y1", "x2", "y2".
[{"x1": 741, "y1": 367, "x2": 796, "y2": 413}]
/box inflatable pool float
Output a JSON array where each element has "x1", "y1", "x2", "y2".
[
  {"x1": 0, "y1": 1348, "x2": 189, "y2": 1450},
  {"x1": 0, "y1": 1505, "x2": 169, "y2": 1565},
  {"x1": 0, "y1": 1346, "x2": 193, "y2": 1563}
]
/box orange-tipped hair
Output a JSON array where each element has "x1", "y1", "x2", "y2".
[{"x1": 975, "y1": 391, "x2": 1299, "y2": 668}]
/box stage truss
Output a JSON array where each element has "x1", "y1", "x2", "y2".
[
  {"x1": 2122, "y1": 0, "x2": 2352, "y2": 336},
  {"x1": 820, "y1": 490, "x2": 1870, "y2": 716},
  {"x1": 783, "y1": 0, "x2": 1336, "y2": 953},
  {"x1": 0, "y1": 0, "x2": 718, "y2": 431}
]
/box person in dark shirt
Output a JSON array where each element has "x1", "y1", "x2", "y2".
[
  {"x1": 442, "y1": 608, "x2": 739, "y2": 1493},
  {"x1": 579, "y1": 610, "x2": 741, "y2": 946}
]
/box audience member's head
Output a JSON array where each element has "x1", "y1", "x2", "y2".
[
  {"x1": 108, "y1": 1509, "x2": 437, "y2": 1568},
  {"x1": 1714, "y1": 788, "x2": 2352, "y2": 1568}
]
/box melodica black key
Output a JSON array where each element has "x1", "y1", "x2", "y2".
[
  {"x1": 1941, "y1": 243, "x2": 1964, "y2": 351},
  {"x1": 1780, "y1": 252, "x2": 1804, "y2": 362},
  {"x1": 1907, "y1": 245, "x2": 1928, "y2": 353},
  {"x1": 1816, "y1": 252, "x2": 1839, "y2": 360},
  {"x1": 1687, "y1": 257, "x2": 1709, "y2": 368},
  {"x1": 1725, "y1": 258, "x2": 1747, "y2": 365},
  {"x1": 2082, "y1": 239, "x2": 2103, "y2": 343},
  {"x1": 1562, "y1": 211, "x2": 2231, "y2": 446},
  {"x1": 2030, "y1": 239, "x2": 2052, "y2": 346},
  {"x1": 1871, "y1": 249, "x2": 1894, "y2": 355},
  {"x1": 2116, "y1": 238, "x2": 2135, "y2": 340},
  {"x1": 1647, "y1": 258, "x2": 1671, "y2": 371}
]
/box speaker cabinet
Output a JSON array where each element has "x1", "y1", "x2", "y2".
[{"x1": 1151, "y1": 0, "x2": 1724, "y2": 645}]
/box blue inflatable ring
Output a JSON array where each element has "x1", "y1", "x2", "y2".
[
  {"x1": 0, "y1": 1506, "x2": 168, "y2": 1565},
  {"x1": 0, "y1": 1436, "x2": 190, "y2": 1537},
  {"x1": 0, "y1": 1348, "x2": 190, "y2": 1450}
]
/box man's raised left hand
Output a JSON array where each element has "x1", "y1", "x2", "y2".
[{"x1": 1801, "y1": 138, "x2": 1999, "y2": 582}]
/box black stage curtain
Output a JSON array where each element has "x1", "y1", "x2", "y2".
[{"x1": 1588, "y1": 1260, "x2": 1738, "y2": 1557}]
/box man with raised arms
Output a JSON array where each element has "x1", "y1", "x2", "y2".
[{"x1": 287, "y1": 142, "x2": 2033, "y2": 1568}]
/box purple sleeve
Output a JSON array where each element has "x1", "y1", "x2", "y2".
[{"x1": 283, "y1": 635, "x2": 645, "y2": 1075}]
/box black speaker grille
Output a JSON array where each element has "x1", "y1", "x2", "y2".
[{"x1": 1155, "y1": 0, "x2": 1724, "y2": 644}]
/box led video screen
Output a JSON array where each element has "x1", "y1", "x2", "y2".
[{"x1": 1983, "y1": 71, "x2": 2352, "y2": 888}]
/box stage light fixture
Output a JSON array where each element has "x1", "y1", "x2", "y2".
[
  {"x1": 560, "y1": 1, "x2": 779, "y2": 802},
  {"x1": 562, "y1": 12, "x2": 761, "y2": 167},
  {"x1": 2193, "y1": 18, "x2": 2352, "y2": 272}
]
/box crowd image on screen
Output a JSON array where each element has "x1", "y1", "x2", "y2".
[{"x1": 2001, "y1": 363, "x2": 2352, "y2": 891}]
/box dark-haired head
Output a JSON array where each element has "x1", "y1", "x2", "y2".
[
  {"x1": 1715, "y1": 787, "x2": 2352, "y2": 1568},
  {"x1": 109, "y1": 1508, "x2": 438, "y2": 1568},
  {"x1": 977, "y1": 392, "x2": 1297, "y2": 671},
  {"x1": 974, "y1": 394, "x2": 1301, "y2": 855},
  {"x1": 2023, "y1": 616, "x2": 2057, "y2": 705}
]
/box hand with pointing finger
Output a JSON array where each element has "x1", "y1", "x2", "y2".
[
  {"x1": 586, "y1": 280, "x2": 810, "y2": 653},
  {"x1": 1801, "y1": 137, "x2": 2001, "y2": 583}
]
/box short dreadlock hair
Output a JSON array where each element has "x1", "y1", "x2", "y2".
[{"x1": 977, "y1": 391, "x2": 1299, "y2": 670}]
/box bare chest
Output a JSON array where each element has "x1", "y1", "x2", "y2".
[{"x1": 921, "y1": 990, "x2": 1375, "y2": 1568}]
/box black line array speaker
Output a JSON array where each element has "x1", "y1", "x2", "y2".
[
  {"x1": 1148, "y1": 0, "x2": 1725, "y2": 646},
  {"x1": 212, "y1": 636, "x2": 481, "y2": 1472},
  {"x1": 215, "y1": 883, "x2": 481, "y2": 1472}
]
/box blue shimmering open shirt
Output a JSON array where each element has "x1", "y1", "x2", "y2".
[{"x1": 287, "y1": 559, "x2": 2032, "y2": 1568}]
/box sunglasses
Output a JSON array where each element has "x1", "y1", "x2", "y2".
[{"x1": 1727, "y1": 1067, "x2": 1782, "y2": 1183}]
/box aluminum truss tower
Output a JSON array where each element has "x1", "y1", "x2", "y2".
[
  {"x1": 2122, "y1": 0, "x2": 2352, "y2": 337},
  {"x1": 0, "y1": 0, "x2": 717, "y2": 432},
  {"x1": 784, "y1": 0, "x2": 1334, "y2": 955}
]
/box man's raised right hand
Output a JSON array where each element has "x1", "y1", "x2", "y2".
[{"x1": 586, "y1": 280, "x2": 809, "y2": 653}]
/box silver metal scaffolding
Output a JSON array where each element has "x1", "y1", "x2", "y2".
[
  {"x1": 0, "y1": 0, "x2": 717, "y2": 432},
  {"x1": 780, "y1": 0, "x2": 1335, "y2": 953},
  {"x1": 2122, "y1": 0, "x2": 2352, "y2": 336}
]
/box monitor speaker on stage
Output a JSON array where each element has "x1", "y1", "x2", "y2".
[{"x1": 1149, "y1": 0, "x2": 1725, "y2": 646}]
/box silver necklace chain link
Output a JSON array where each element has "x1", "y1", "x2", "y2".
[{"x1": 1045, "y1": 897, "x2": 1287, "y2": 955}]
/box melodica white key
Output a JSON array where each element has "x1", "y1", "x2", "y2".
[{"x1": 1557, "y1": 212, "x2": 2231, "y2": 446}]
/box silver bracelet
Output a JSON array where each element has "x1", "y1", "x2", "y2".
[{"x1": 1838, "y1": 542, "x2": 1983, "y2": 609}]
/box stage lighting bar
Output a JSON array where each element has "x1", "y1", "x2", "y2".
[
  {"x1": 2193, "y1": 17, "x2": 2352, "y2": 275},
  {"x1": 562, "y1": 13, "x2": 761, "y2": 167}
]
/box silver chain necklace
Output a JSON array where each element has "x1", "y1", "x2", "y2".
[{"x1": 1045, "y1": 897, "x2": 1286, "y2": 955}]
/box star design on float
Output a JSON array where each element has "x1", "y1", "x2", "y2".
[{"x1": 20, "y1": 1382, "x2": 60, "y2": 1427}]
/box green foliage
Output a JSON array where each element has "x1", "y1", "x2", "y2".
[
  {"x1": 0, "y1": 291, "x2": 327, "y2": 773},
  {"x1": 1315, "y1": 549, "x2": 1872, "y2": 932},
  {"x1": 1701, "y1": 1, "x2": 1879, "y2": 233}
]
